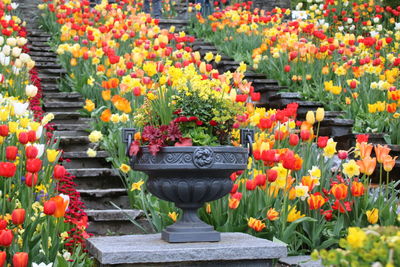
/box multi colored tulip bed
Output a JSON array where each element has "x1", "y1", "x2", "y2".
[
  {"x1": 38, "y1": 0, "x2": 400, "y2": 265},
  {"x1": 0, "y1": 1, "x2": 90, "y2": 266},
  {"x1": 190, "y1": 0, "x2": 400, "y2": 145}
]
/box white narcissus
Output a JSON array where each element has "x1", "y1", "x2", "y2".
[
  {"x1": 26, "y1": 84, "x2": 38, "y2": 98},
  {"x1": 32, "y1": 263, "x2": 53, "y2": 267}
]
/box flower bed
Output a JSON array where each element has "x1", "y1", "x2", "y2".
[
  {"x1": 40, "y1": 0, "x2": 400, "y2": 258},
  {"x1": 0, "y1": 1, "x2": 90, "y2": 265},
  {"x1": 189, "y1": 0, "x2": 400, "y2": 145}
]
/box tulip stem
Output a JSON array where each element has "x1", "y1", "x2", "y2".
[
  {"x1": 386, "y1": 171, "x2": 390, "y2": 200},
  {"x1": 3, "y1": 181, "x2": 6, "y2": 214}
]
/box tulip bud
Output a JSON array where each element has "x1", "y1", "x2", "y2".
[
  {"x1": 11, "y1": 209, "x2": 25, "y2": 225},
  {"x1": 306, "y1": 111, "x2": 315, "y2": 125},
  {"x1": 26, "y1": 158, "x2": 42, "y2": 173},
  {"x1": 0, "y1": 251, "x2": 5, "y2": 267},
  {"x1": 315, "y1": 108, "x2": 325, "y2": 122},
  {"x1": 267, "y1": 169, "x2": 278, "y2": 182},
  {"x1": 5, "y1": 146, "x2": 18, "y2": 161},
  {"x1": 289, "y1": 134, "x2": 299, "y2": 146},
  {"x1": 25, "y1": 84, "x2": 38, "y2": 98},
  {"x1": 0, "y1": 125, "x2": 8, "y2": 137},
  {"x1": 53, "y1": 165, "x2": 66, "y2": 179},
  {"x1": 43, "y1": 200, "x2": 57, "y2": 215},
  {"x1": 338, "y1": 150, "x2": 348, "y2": 160},
  {"x1": 0, "y1": 229, "x2": 13, "y2": 247},
  {"x1": 25, "y1": 145, "x2": 38, "y2": 159},
  {"x1": 25, "y1": 172, "x2": 38, "y2": 187},
  {"x1": 13, "y1": 252, "x2": 28, "y2": 267}
]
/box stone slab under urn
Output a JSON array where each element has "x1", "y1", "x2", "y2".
[{"x1": 87, "y1": 233, "x2": 287, "y2": 267}]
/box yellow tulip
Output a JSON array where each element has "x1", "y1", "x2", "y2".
[
  {"x1": 306, "y1": 111, "x2": 315, "y2": 125},
  {"x1": 366, "y1": 209, "x2": 379, "y2": 224},
  {"x1": 315, "y1": 108, "x2": 324, "y2": 122},
  {"x1": 47, "y1": 149, "x2": 60, "y2": 163}
]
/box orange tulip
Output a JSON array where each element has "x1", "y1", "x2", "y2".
[
  {"x1": 357, "y1": 156, "x2": 377, "y2": 176},
  {"x1": 266, "y1": 208, "x2": 279, "y2": 221},
  {"x1": 11, "y1": 209, "x2": 25, "y2": 225},
  {"x1": 359, "y1": 142, "x2": 373, "y2": 159},
  {"x1": 102, "y1": 90, "x2": 111, "y2": 101},
  {"x1": 331, "y1": 183, "x2": 348, "y2": 200},
  {"x1": 307, "y1": 193, "x2": 326, "y2": 210},
  {"x1": 247, "y1": 217, "x2": 266, "y2": 232},
  {"x1": 50, "y1": 194, "x2": 69, "y2": 218},
  {"x1": 12, "y1": 252, "x2": 28, "y2": 267},
  {"x1": 374, "y1": 144, "x2": 391, "y2": 163},
  {"x1": 228, "y1": 198, "x2": 240, "y2": 209},
  {"x1": 100, "y1": 108, "x2": 112, "y2": 122},
  {"x1": 350, "y1": 181, "x2": 365, "y2": 197},
  {"x1": 301, "y1": 176, "x2": 318, "y2": 191},
  {"x1": 383, "y1": 155, "x2": 397, "y2": 172},
  {"x1": 0, "y1": 251, "x2": 5, "y2": 267}
]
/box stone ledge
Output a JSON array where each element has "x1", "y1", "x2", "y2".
[{"x1": 87, "y1": 233, "x2": 287, "y2": 266}]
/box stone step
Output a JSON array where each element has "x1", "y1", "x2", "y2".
[
  {"x1": 63, "y1": 150, "x2": 109, "y2": 159},
  {"x1": 67, "y1": 168, "x2": 119, "y2": 178},
  {"x1": 56, "y1": 134, "x2": 90, "y2": 146},
  {"x1": 52, "y1": 121, "x2": 90, "y2": 132},
  {"x1": 29, "y1": 51, "x2": 57, "y2": 57},
  {"x1": 86, "y1": 210, "x2": 151, "y2": 236},
  {"x1": 28, "y1": 42, "x2": 50, "y2": 47},
  {"x1": 27, "y1": 30, "x2": 51, "y2": 37},
  {"x1": 68, "y1": 167, "x2": 123, "y2": 189},
  {"x1": 52, "y1": 111, "x2": 81, "y2": 120},
  {"x1": 30, "y1": 56, "x2": 57, "y2": 62},
  {"x1": 78, "y1": 188, "x2": 130, "y2": 210},
  {"x1": 34, "y1": 62, "x2": 62, "y2": 69},
  {"x1": 44, "y1": 101, "x2": 83, "y2": 109},
  {"x1": 28, "y1": 36, "x2": 50, "y2": 42},
  {"x1": 62, "y1": 151, "x2": 110, "y2": 169},
  {"x1": 43, "y1": 92, "x2": 83, "y2": 100},
  {"x1": 278, "y1": 256, "x2": 322, "y2": 267}
]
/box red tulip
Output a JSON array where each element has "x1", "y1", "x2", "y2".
[
  {"x1": 13, "y1": 252, "x2": 28, "y2": 267},
  {"x1": 25, "y1": 172, "x2": 38, "y2": 187},
  {"x1": 289, "y1": 134, "x2": 299, "y2": 146},
  {"x1": 331, "y1": 183, "x2": 348, "y2": 200},
  {"x1": 0, "y1": 125, "x2": 8, "y2": 137},
  {"x1": 230, "y1": 184, "x2": 238, "y2": 194},
  {"x1": 338, "y1": 150, "x2": 348, "y2": 160},
  {"x1": 246, "y1": 179, "x2": 257, "y2": 191},
  {"x1": 27, "y1": 130, "x2": 36, "y2": 142},
  {"x1": 300, "y1": 129, "x2": 310, "y2": 141},
  {"x1": 26, "y1": 158, "x2": 42, "y2": 173},
  {"x1": 53, "y1": 165, "x2": 66, "y2": 180},
  {"x1": 284, "y1": 65, "x2": 291, "y2": 72},
  {"x1": 0, "y1": 229, "x2": 13, "y2": 247},
  {"x1": 255, "y1": 174, "x2": 266, "y2": 186},
  {"x1": 0, "y1": 162, "x2": 16, "y2": 177},
  {"x1": 267, "y1": 169, "x2": 278, "y2": 182},
  {"x1": 0, "y1": 251, "x2": 5, "y2": 267},
  {"x1": 259, "y1": 118, "x2": 272, "y2": 129},
  {"x1": 18, "y1": 132, "x2": 28, "y2": 145},
  {"x1": 5, "y1": 146, "x2": 18, "y2": 161},
  {"x1": 25, "y1": 146, "x2": 38, "y2": 159},
  {"x1": 43, "y1": 200, "x2": 56, "y2": 215},
  {"x1": 11, "y1": 209, "x2": 25, "y2": 225},
  {"x1": 0, "y1": 220, "x2": 7, "y2": 231},
  {"x1": 317, "y1": 136, "x2": 329, "y2": 148}
]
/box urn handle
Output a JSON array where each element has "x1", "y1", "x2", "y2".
[
  {"x1": 122, "y1": 128, "x2": 136, "y2": 157},
  {"x1": 240, "y1": 128, "x2": 254, "y2": 157}
]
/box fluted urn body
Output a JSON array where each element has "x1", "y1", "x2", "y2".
[{"x1": 131, "y1": 146, "x2": 248, "y2": 243}]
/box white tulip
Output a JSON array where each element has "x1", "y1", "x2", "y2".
[
  {"x1": 14, "y1": 58, "x2": 22, "y2": 68},
  {"x1": 12, "y1": 66, "x2": 20, "y2": 75},
  {"x1": 13, "y1": 102, "x2": 29, "y2": 116},
  {"x1": 33, "y1": 144, "x2": 45, "y2": 158},
  {"x1": 0, "y1": 36, "x2": 4, "y2": 46},
  {"x1": 0, "y1": 74, "x2": 4, "y2": 83},
  {"x1": 17, "y1": 37, "x2": 27, "y2": 47},
  {"x1": 26, "y1": 84, "x2": 38, "y2": 98},
  {"x1": 0, "y1": 55, "x2": 10, "y2": 66},
  {"x1": 10, "y1": 3, "x2": 19, "y2": 9},
  {"x1": 395, "y1": 23, "x2": 400, "y2": 31},
  {"x1": 373, "y1": 17, "x2": 379, "y2": 23},
  {"x1": 2, "y1": 45, "x2": 11, "y2": 56},
  {"x1": 4, "y1": 15, "x2": 11, "y2": 22},
  {"x1": 19, "y1": 53, "x2": 30, "y2": 63},
  {"x1": 12, "y1": 47, "x2": 22, "y2": 57},
  {"x1": 36, "y1": 126, "x2": 43, "y2": 139},
  {"x1": 6, "y1": 38, "x2": 16, "y2": 47}
]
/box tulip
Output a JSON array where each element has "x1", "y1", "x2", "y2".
[
  {"x1": 11, "y1": 209, "x2": 25, "y2": 225},
  {"x1": 307, "y1": 193, "x2": 326, "y2": 210},
  {"x1": 43, "y1": 200, "x2": 56, "y2": 215},
  {"x1": 25, "y1": 145, "x2": 38, "y2": 159},
  {"x1": 254, "y1": 174, "x2": 266, "y2": 187},
  {"x1": 27, "y1": 130, "x2": 36, "y2": 142},
  {"x1": 305, "y1": 111, "x2": 315, "y2": 125},
  {"x1": 0, "y1": 229, "x2": 13, "y2": 246},
  {"x1": 245, "y1": 179, "x2": 257, "y2": 191},
  {"x1": 228, "y1": 197, "x2": 240, "y2": 209},
  {"x1": 0, "y1": 125, "x2": 8, "y2": 136},
  {"x1": 26, "y1": 158, "x2": 42, "y2": 173},
  {"x1": 357, "y1": 156, "x2": 377, "y2": 176},
  {"x1": 266, "y1": 208, "x2": 279, "y2": 221},
  {"x1": 25, "y1": 84, "x2": 38, "y2": 98},
  {"x1": 0, "y1": 220, "x2": 7, "y2": 230},
  {"x1": 0, "y1": 162, "x2": 16, "y2": 177},
  {"x1": 300, "y1": 129, "x2": 310, "y2": 141},
  {"x1": 13, "y1": 252, "x2": 28, "y2": 267},
  {"x1": 5, "y1": 146, "x2": 18, "y2": 161},
  {"x1": 0, "y1": 251, "x2": 5, "y2": 267},
  {"x1": 13, "y1": 102, "x2": 29, "y2": 116},
  {"x1": 50, "y1": 194, "x2": 69, "y2": 218},
  {"x1": 247, "y1": 217, "x2": 266, "y2": 232},
  {"x1": 18, "y1": 132, "x2": 29, "y2": 144},
  {"x1": 315, "y1": 108, "x2": 324, "y2": 122},
  {"x1": 366, "y1": 209, "x2": 379, "y2": 224},
  {"x1": 317, "y1": 136, "x2": 329, "y2": 148},
  {"x1": 25, "y1": 172, "x2": 38, "y2": 187},
  {"x1": 267, "y1": 169, "x2": 278, "y2": 182},
  {"x1": 284, "y1": 65, "x2": 291, "y2": 72},
  {"x1": 338, "y1": 150, "x2": 348, "y2": 160},
  {"x1": 359, "y1": 142, "x2": 373, "y2": 159},
  {"x1": 53, "y1": 165, "x2": 66, "y2": 179},
  {"x1": 331, "y1": 183, "x2": 348, "y2": 200},
  {"x1": 350, "y1": 181, "x2": 364, "y2": 197},
  {"x1": 374, "y1": 144, "x2": 391, "y2": 164},
  {"x1": 383, "y1": 155, "x2": 397, "y2": 172},
  {"x1": 301, "y1": 176, "x2": 318, "y2": 191},
  {"x1": 289, "y1": 134, "x2": 299, "y2": 146}
]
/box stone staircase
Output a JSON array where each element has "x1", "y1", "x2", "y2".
[{"x1": 18, "y1": 0, "x2": 145, "y2": 236}]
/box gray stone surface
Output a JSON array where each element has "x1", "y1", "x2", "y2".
[
  {"x1": 278, "y1": 256, "x2": 322, "y2": 267},
  {"x1": 253, "y1": 0, "x2": 290, "y2": 11},
  {"x1": 86, "y1": 209, "x2": 143, "y2": 221},
  {"x1": 87, "y1": 233, "x2": 287, "y2": 265}
]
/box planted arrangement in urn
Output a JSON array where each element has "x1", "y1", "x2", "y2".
[{"x1": 125, "y1": 64, "x2": 252, "y2": 242}]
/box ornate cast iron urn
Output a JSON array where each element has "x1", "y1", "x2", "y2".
[{"x1": 123, "y1": 129, "x2": 252, "y2": 243}]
